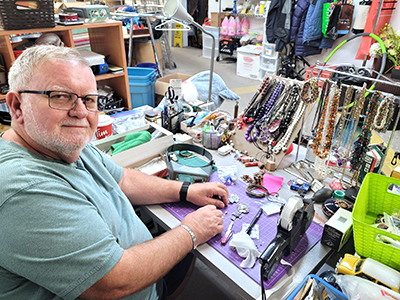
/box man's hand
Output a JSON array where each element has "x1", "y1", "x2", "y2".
[
  {"x1": 181, "y1": 205, "x2": 224, "y2": 245},
  {"x1": 186, "y1": 182, "x2": 229, "y2": 208}
]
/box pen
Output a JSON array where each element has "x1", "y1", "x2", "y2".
[
  {"x1": 221, "y1": 220, "x2": 234, "y2": 245},
  {"x1": 246, "y1": 208, "x2": 263, "y2": 235}
]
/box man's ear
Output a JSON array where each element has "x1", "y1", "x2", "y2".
[{"x1": 6, "y1": 91, "x2": 23, "y2": 123}]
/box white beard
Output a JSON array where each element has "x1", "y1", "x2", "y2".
[{"x1": 23, "y1": 101, "x2": 90, "y2": 157}]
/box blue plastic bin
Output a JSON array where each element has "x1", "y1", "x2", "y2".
[
  {"x1": 127, "y1": 67, "x2": 157, "y2": 109},
  {"x1": 286, "y1": 275, "x2": 347, "y2": 300}
]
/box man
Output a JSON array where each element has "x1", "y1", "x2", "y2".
[{"x1": 0, "y1": 45, "x2": 229, "y2": 300}]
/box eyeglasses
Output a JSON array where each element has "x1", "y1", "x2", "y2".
[{"x1": 19, "y1": 90, "x2": 108, "y2": 112}]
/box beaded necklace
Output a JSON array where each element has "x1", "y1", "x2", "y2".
[
  {"x1": 254, "y1": 84, "x2": 300, "y2": 156},
  {"x1": 300, "y1": 78, "x2": 319, "y2": 104},
  {"x1": 271, "y1": 84, "x2": 301, "y2": 144},
  {"x1": 242, "y1": 77, "x2": 271, "y2": 123},
  {"x1": 313, "y1": 84, "x2": 341, "y2": 159},
  {"x1": 273, "y1": 99, "x2": 305, "y2": 154},
  {"x1": 245, "y1": 81, "x2": 284, "y2": 142},
  {"x1": 311, "y1": 80, "x2": 331, "y2": 135},
  {"x1": 350, "y1": 91, "x2": 380, "y2": 184},
  {"x1": 373, "y1": 96, "x2": 395, "y2": 133}
]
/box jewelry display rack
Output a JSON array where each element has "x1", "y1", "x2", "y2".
[
  {"x1": 300, "y1": 64, "x2": 400, "y2": 184},
  {"x1": 232, "y1": 74, "x2": 319, "y2": 168}
]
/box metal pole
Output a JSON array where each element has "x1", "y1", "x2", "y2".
[
  {"x1": 193, "y1": 22, "x2": 215, "y2": 104},
  {"x1": 128, "y1": 16, "x2": 134, "y2": 67},
  {"x1": 144, "y1": 15, "x2": 164, "y2": 77}
]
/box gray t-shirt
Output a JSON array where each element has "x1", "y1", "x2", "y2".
[{"x1": 0, "y1": 139, "x2": 157, "y2": 300}]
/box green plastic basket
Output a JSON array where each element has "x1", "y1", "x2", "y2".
[{"x1": 353, "y1": 173, "x2": 400, "y2": 271}]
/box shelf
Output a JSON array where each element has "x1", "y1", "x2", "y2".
[
  {"x1": 95, "y1": 72, "x2": 126, "y2": 81},
  {"x1": 0, "y1": 21, "x2": 132, "y2": 110},
  {"x1": 220, "y1": 12, "x2": 266, "y2": 18}
]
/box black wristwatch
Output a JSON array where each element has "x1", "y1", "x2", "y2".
[{"x1": 179, "y1": 181, "x2": 191, "y2": 202}]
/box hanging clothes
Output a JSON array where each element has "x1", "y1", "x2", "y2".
[
  {"x1": 302, "y1": 0, "x2": 335, "y2": 49},
  {"x1": 265, "y1": 0, "x2": 293, "y2": 52},
  {"x1": 290, "y1": 0, "x2": 322, "y2": 57}
]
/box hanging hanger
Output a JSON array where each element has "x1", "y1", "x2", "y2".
[{"x1": 155, "y1": 19, "x2": 191, "y2": 31}]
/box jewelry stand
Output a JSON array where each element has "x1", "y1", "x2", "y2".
[{"x1": 232, "y1": 74, "x2": 319, "y2": 168}]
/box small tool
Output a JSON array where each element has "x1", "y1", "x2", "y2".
[
  {"x1": 166, "y1": 86, "x2": 175, "y2": 103},
  {"x1": 232, "y1": 203, "x2": 249, "y2": 220},
  {"x1": 221, "y1": 220, "x2": 234, "y2": 245},
  {"x1": 245, "y1": 208, "x2": 263, "y2": 235}
]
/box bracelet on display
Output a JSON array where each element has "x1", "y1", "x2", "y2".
[
  {"x1": 180, "y1": 224, "x2": 197, "y2": 250},
  {"x1": 246, "y1": 184, "x2": 270, "y2": 198},
  {"x1": 179, "y1": 181, "x2": 191, "y2": 202}
]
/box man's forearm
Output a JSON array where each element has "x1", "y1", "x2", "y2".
[
  {"x1": 119, "y1": 168, "x2": 183, "y2": 205},
  {"x1": 80, "y1": 225, "x2": 194, "y2": 299}
]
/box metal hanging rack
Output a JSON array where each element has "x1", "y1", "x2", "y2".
[{"x1": 305, "y1": 63, "x2": 400, "y2": 177}]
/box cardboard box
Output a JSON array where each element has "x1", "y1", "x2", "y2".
[
  {"x1": 132, "y1": 39, "x2": 163, "y2": 69},
  {"x1": 155, "y1": 73, "x2": 191, "y2": 96},
  {"x1": 210, "y1": 12, "x2": 224, "y2": 27},
  {"x1": 237, "y1": 45, "x2": 262, "y2": 80},
  {"x1": 358, "y1": 146, "x2": 384, "y2": 183},
  {"x1": 59, "y1": 2, "x2": 86, "y2": 11},
  {"x1": 92, "y1": 123, "x2": 173, "y2": 167},
  {"x1": 391, "y1": 165, "x2": 400, "y2": 179},
  {"x1": 321, "y1": 208, "x2": 353, "y2": 252},
  {"x1": 127, "y1": 154, "x2": 168, "y2": 178}
]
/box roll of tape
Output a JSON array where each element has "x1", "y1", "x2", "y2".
[
  {"x1": 279, "y1": 196, "x2": 303, "y2": 231},
  {"x1": 333, "y1": 190, "x2": 345, "y2": 199}
]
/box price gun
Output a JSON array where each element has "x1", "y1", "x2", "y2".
[{"x1": 258, "y1": 196, "x2": 314, "y2": 292}]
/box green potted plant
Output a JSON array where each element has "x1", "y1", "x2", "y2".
[{"x1": 369, "y1": 23, "x2": 400, "y2": 79}]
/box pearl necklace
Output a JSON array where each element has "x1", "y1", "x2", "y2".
[{"x1": 273, "y1": 100, "x2": 306, "y2": 154}]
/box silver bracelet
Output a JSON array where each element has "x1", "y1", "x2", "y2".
[{"x1": 180, "y1": 224, "x2": 197, "y2": 250}]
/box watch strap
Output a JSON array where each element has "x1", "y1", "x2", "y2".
[{"x1": 179, "y1": 181, "x2": 191, "y2": 202}]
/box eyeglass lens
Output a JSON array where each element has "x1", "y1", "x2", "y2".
[{"x1": 49, "y1": 91, "x2": 103, "y2": 112}]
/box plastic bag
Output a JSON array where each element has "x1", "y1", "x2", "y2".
[
  {"x1": 333, "y1": 274, "x2": 400, "y2": 300},
  {"x1": 217, "y1": 165, "x2": 237, "y2": 185}
]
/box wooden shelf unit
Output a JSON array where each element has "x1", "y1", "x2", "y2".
[{"x1": 0, "y1": 21, "x2": 132, "y2": 109}]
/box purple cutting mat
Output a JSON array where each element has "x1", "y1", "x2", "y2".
[{"x1": 162, "y1": 172, "x2": 324, "y2": 289}]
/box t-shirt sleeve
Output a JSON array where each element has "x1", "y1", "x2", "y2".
[
  {"x1": 0, "y1": 179, "x2": 124, "y2": 300},
  {"x1": 86, "y1": 143, "x2": 124, "y2": 183}
]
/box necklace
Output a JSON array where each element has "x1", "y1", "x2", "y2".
[
  {"x1": 350, "y1": 91, "x2": 380, "y2": 180},
  {"x1": 273, "y1": 100, "x2": 305, "y2": 154},
  {"x1": 245, "y1": 81, "x2": 284, "y2": 142},
  {"x1": 373, "y1": 96, "x2": 395, "y2": 133},
  {"x1": 300, "y1": 78, "x2": 319, "y2": 104},
  {"x1": 313, "y1": 83, "x2": 341, "y2": 159},
  {"x1": 311, "y1": 80, "x2": 331, "y2": 135}
]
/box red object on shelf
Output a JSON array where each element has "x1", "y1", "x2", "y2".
[{"x1": 13, "y1": 50, "x2": 23, "y2": 59}]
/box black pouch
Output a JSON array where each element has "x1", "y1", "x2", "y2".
[{"x1": 330, "y1": 65, "x2": 371, "y2": 86}]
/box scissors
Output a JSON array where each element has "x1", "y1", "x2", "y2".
[{"x1": 165, "y1": 86, "x2": 175, "y2": 103}]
